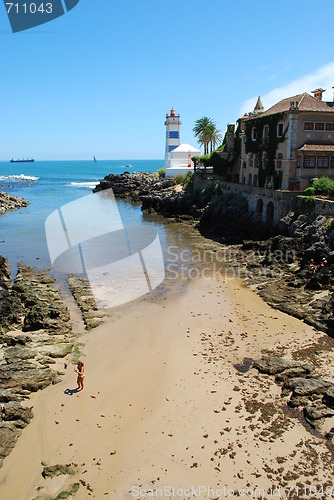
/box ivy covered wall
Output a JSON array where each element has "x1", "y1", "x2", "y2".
[{"x1": 244, "y1": 112, "x2": 288, "y2": 189}]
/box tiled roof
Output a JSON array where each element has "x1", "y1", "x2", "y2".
[
  {"x1": 255, "y1": 93, "x2": 334, "y2": 118},
  {"x1": 298, "y1": 144, "x2": 334, "y2": 152}
]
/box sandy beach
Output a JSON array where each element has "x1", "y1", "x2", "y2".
[{"x1": 0, "y1": 273, "x2": 333, "y2": 500}]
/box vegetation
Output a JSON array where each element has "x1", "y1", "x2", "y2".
[
  {"x1": 326, "y1": 218, "x2": 334, "y2": 232},
  {"x1": 304, "y1": 186, "x2": 315, "y2": 196},
  {"x1": 174, "y1": 174, "x2": 185, "y2": 185},
  {"x1": 173, "y1": 172, "x2": 194, "y2": 193},
  {"x1": 298, "y1": 195, "x2": 316, "y2": 214},
  {"x1": 182, "y1": 171, "x2": 194, "y2": 192},
  {"x1": 245, "y1": 112, "x2": 288, "y2": 189},
  {"x1": 157, "y1": 167, "x2": 165, "y2": 178},
  {"x1": 312, "y1": 177, "x2": 334, "y2": 196},
  {"x1": 193, "y1": 117, "x2": 222, "y2": 154},
  {"x1": 192, "y1": 151, "x2": 235, "y2": 177}
]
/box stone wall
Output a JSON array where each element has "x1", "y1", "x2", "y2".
[
  {"x1": 194, "y1": 176, "x2": 299, "y2": 225},
  {"x1": 314, "y1": 198, "x2": 334, "y2": 217}
]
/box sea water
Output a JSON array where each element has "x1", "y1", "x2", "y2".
[{"x1": 0, "y1": 159, "x2": 167, "y2": 275}]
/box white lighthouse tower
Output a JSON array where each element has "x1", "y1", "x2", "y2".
[{"x1": 164, "y1": 108, "x2": 181, "y2": 168}]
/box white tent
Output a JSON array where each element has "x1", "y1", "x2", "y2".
[{"x1": 165, "y1": 143, "x2": 201, "y2": 177}]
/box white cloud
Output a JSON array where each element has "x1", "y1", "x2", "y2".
[{"x1": 240, "y1": 61, "x2": 334, "y2": 116}]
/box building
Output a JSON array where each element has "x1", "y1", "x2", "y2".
[
  {"x1": 164, "y1": 108, "x2": 181, "y2": 164},
  {"x1": 164, "y1": 108, "x2": 201, "y2": 177},
  {"x1": 239, "y1": 89, "x2": 334, "y2": 190},
  {"x1": 165, "y1": 143, "x2": 201, "y2": 177}
]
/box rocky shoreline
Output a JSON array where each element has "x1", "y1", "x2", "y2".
[
  {"x1": 253, "y1": 354, "x2": 334, "y2": 437},
  {"x1": 94, "y1": 171, "x2": 334, "y2": 336},
  {"x1": 0, "y1": 191, "x2": 29, "y2": 214},
  {"x1": 0, "y1": 258, "x2": 77, "y2": 467}
]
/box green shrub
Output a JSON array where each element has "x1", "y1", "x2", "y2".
[
  {"x1": 298, "y1": 195, "x2": 316, "y2": 214},
  {"x1": 174, "y1": 174, "x2": 185, "y2": 185},
  {"x1": 157, "y1": 167, "x2": 165, "y2": 178},
  {"x1": 326, "y1": 218, "x2": 334, "y2": 232},
  {"x1": 183, "y1": 171, "x2": 194, "y2": 192},
  {"x1": 304, "y1": 186, "x2": 315, "y2": 196},
  {"x1": 312, "y1": 177, "x2": 334, "y2": 195}
]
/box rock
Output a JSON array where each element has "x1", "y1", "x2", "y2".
[
  {"x1": 323, "y1": 386, "x2": 334, "y2": 408},
  {"x1": 304, "y1": 403, "x2": 334, "y2": 422},
  {"x1": 0, "y1": 389, "x2": 21, "y2": 403},
  {"x1": 275, "y1": 366, "x2": 313, "y2": 383},
  {"x1": 326, "y1": 427, "x2": 334, "y2": 441},
  {"x1": 254, "y1": 356, "x2": 312, "y2": 376},
  {"x1": 0, "y1": 192, "x2": 29, "y2": 215},
  {"x1": 44, "y1": 343, "x2": 73, "y2": 359},
  {"x1": 284, "y1": 377, "x2": 331, "y2": 396},
  {"x1": 3, "y1": 346, "x2": 36, "y2": 363},
  {"x1": 1, "y1": 401, "x2": 33, "y2": 424},
  {"x1": 0, "y1": 422, "x2": 21, "y2": 459},
  {"x1": 42, "y1": 464, "x2": 76, "y2": 478}
]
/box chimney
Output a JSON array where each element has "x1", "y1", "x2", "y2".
[{"x1": 311, "y1": 88, "x2": 326, "y2": 101}]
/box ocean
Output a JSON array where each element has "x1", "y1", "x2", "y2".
[{"x1": 0, "y1": 159, "x2": 167, "y2": 275}]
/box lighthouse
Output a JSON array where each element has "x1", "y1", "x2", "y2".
[{"x1": 164, "y1": 108, "x2": 181, "y2": 168}]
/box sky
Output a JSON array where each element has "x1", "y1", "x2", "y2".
[{"x1": 1, "y1": 0, "x2": 334, "y2": 160}]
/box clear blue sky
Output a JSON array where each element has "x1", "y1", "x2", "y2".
[{"x1": 1, "y1": 0, "x2": 334, "y2": 160}]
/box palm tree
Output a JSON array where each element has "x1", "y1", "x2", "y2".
[
  {"x1": 193, "y1": 117, "x2": 214, "y2": 155},
  {"x1": 193, "y1": 117, "x2": 222, "y2": 154},
  {"x1": 206, "y1": 124, "x2": 223, "y2": 153}
]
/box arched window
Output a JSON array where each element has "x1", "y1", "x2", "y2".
[{"x1": 266, "y1": 202, "x2": 274, "y2": 225}]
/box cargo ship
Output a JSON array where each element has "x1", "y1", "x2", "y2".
[{"x1": 10, "y1": 158, "x2": 35, "y2": 163}]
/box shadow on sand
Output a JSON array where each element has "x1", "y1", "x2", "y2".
[{"x1": 64, "y1": 388, "x2": 80, "y2": 396}]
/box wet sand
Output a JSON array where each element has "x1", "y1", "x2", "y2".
[{"x1": 0, "y1": 275, "x2": 333, "y2": 499}]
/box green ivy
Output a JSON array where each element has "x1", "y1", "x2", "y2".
[
  {"x1": 245, "y1": 112, "x2": 288, "y2": 188},
  {"x1": 297, "y1": 195, "x2": 316, "y2": 214},
  {"x1": 192, "y1": 151, "x2": 234, "y2": 177}
]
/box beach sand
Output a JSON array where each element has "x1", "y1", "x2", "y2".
[{"x1": 0, "y1": 275, "x2": 333, "y2": 499}]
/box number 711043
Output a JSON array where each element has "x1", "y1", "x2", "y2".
[{"x1": 5, "y1": 3, "x2": 53, "y2": 14}]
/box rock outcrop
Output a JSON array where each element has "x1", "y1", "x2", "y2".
[
  {"x1": 0, "y1": 260, "x2": 76, "y2": 468},
  {"x1": 254, "y1": 354, "x2": 334, "y2": 433},
  {"x1": 0, "y1": 192, "x2": 29, "y2": 214}
]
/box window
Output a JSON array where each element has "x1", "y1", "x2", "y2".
[
  {"x1": 304, "y1": 122, "x2": 314, "y2": 131},
  {"x1": 263, "y1": 125, "x2": 269, "y2": 145},
  {"x1": 331, "y1": 157, "x2": 334, "y2": 168},
  {"x1": 326, "y1": 123, "x2": 334, "y2": 131},
  {"x1": 169, "y1": 131, "x2": 179, "y2": 139},
  {"x1": 251, "y1": 127, "x2": 257, "y2": 141},
  {"x1": 277, "y1": 122, "x2": 284, "y2": 137},
  {"x1": 303, "y1": 156, "x2": 316, "y2": 168},
  {"x1": 315, "y1": 122, "x2": 325, "y2": 131},
  {"x1": 297, "y1": 155, "x2": 302, "y2": 168},
  {"x1": 276, "y1": 153, "x2": 283, "y2": 169},
  {"x1": 318, "y1": 156, "x2": 329, "y2": 168}
]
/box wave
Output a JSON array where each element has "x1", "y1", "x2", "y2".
[
  {"x1": 0, "y1": 174, "x2": 40, "y2": 182},
  {"x1": 68, "y1": 181, "x2": 99, "y2": 189}
]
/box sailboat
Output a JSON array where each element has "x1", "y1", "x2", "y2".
[{"x1": 93, "y1": 156, "x2": 97, "y2": 162}]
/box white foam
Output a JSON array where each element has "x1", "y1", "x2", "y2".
[
  {"x1": 0, "y1": 174, "x2": 40, "y2": 181},
  {"x1": 68, "y1": 181, "x2": 99, "y2": 189}
]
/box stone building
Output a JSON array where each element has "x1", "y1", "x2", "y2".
[{"x1": 239, "y1": 89, "x2": 334, "y2": 190}]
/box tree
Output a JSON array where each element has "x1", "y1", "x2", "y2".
[{"x1": 193, "y1": 117, "x2": 222, "y2": 154}]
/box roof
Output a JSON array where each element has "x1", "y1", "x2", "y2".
[
  {"x1": 252, "y1": 93, "x2": 334, "y2": 118},
  {"x1": 172, "y1": 143, "x2": 201, "y2": 153},
  {"x1": 254, "y1": 96, "x2": 264, "y2": 111},
  {"x1": 297, "y1": 144, "x2": 334, "y2": 153}
]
